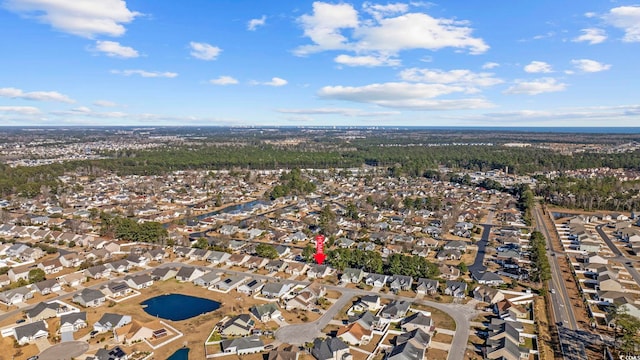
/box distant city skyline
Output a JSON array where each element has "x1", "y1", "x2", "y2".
[{"x1": 1, "y1": 0, "x2": 639, "y2": 127}]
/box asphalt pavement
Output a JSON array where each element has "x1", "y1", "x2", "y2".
[{"x1": 595, "y1": 224, "x2": 640, "y2": 287}]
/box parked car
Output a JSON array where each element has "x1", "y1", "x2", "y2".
[{"x1": 16, "y1": 319, "x2": 25, "y2": 324}]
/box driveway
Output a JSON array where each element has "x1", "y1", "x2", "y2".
[{"x1": 38, "y1": 341, "x2": 89, "y2": 360}]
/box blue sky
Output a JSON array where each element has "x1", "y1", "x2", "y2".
[{"x1": 1, "y1": 0, "x2": 639, "y2": 127}]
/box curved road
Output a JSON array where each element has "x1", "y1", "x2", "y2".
[
  {"x1": 274, "y1": 286, "x2": 476, "y2": 360},
  {"x1": 38, "y1": 341, "x2": 89, "y2": 360}
]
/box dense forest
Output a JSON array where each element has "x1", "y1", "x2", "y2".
[
  {"x1": 2, "y1": 142, "x2": 640, "y2": 199},
  {"x1": 536, "y1": 176, "x2": 640, "y2": 211}
]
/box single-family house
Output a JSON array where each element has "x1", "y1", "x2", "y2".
[
  {"x1": 473, "y1": 285, "x2": 505, "y2": 305},
  {"x1": 150, "y1": 267, "x2": 177, "y2": 281},
  {"x1": 311, "y1": 337, "x2": 350, "y2": 360},
  {"x1": 8, "y1": 265, "x2": 31, "y2": 282},
  {"x1": 307, "y1": 264, "x2": 331, "y2": 278},
  {"x1": 337, "y1": 322, "x2": 372, "y2": 345},
  {"x1": 221, "y1": 335, "x2": 264, "y2": 355},
  {"x1": 32, "y1": 279, "x2": 62, "y2": 295},
  {"x1": 444, "y1": 281, "x2": 468, "y2": 298},
  {"x1": 12, "y1": 320, "x2": 49, "y2": 345},
  {"x1": 94, "y1": 313, "x2": 132, "y2": 333},
  {"x1": 73, "y1": 288, "x2": 106, "y2": 307},
  {"x1": 220, "y1": 314, "x2": 255, "y2": 337},
  {"x1": 473, "y1": 271, "x2": 506, "y2": 286},
  {"x1": 216, "y1": 276, "x2": 246, "y2": 292},
  {"x1": 207, "y1": 250, "x2": 231, "y2": 265},
  {"x1": 341, "y1": 268, "x2": 365, "y2": 284},
  {"x1": 60, "y1": 312, "x2": 87, "y2": 333},
  {"x1": 250, "y1": 303, "x2": 281, "y2": 322},
  {"x1": 84, "y1": 265, "x2": 111, "y2": 280},
  {"x1": 175, "y1": 266, "x2": 205, "y2": 282},
  {"x1": 237, "y1": 279, "x2": 264, "y2": 295},
  {"x1": 90, "y1": 346, "x2": 128, "y2": 360},
  {"x1": 124, "y1": 274, "x2": 153, "y2": 290},
  {"x1": 261, "y1": 282, "x2": 292, "y2": 299},
  {"x1": 193, "y1": 271, "x2": 222, "y2": 287},
  {"x1": 0, "y1": 286, "x2": 33, "y2": 305},
  {"x1": 101, "y1": 281, "x2": 132, "y2": 298},
  {"x1": 415, "y1": 278, "x2": 439, "y2": 296},
  {"x1": 389, "y1": 275, "x2": 413, "y2": 292},
  {"x1": 364, "y1": 273, "x2": 388, "y2": 288},
  {"x1": 379, "y1": 300, "x2": 411, "y2": 321},
  {"x1": 401, "y1": 312, "x2": 434, "y2": 333},
  {"x1": 38, "y1": 258, "x2": 63, "y2": 275}
]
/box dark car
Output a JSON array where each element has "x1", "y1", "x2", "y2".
[
  {"x1": 16, "y1": 319, "x2": 26, "y2": 324},
  {"x1": 90, "y1": 330, "x2": 99, "y2": 338}
]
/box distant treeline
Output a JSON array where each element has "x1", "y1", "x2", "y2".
[{"x1": 1, "y1": 143, "x2": 640, "y2": 198}]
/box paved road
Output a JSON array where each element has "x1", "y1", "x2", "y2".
[
  {"x1": 38, "y1": 341, "x2": 89, "y2": 360},
  {"x1": 469, "y1": 224, "x2": 491, "y2": 277},
  {"x1": 534, "y1": 206, "x2": 589, "y2": 360},
  {"x1": 595, "y1": 224, "x2": 640, "y2": 287},
  {"x1": 469, "y1": 202, "x2": 496, "y2": 277}
]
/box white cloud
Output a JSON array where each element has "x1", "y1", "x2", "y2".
[
  {"x1": 399, "y1": 68, "x2": 503, "y2": 89},
  {"x1": 573, "y1": 28, "x2": 607, "y2": 44},
  {"x1": 353, "y1": 13, "x2": 488, "y2": 55},
  {"x1": 585, "y1": 12, "x2": 597, "y2": 18},
  {"x1": 571, "y1": 59, "x2": 611, "y2": 73},
  {"x1": 0, "y1": 87, "x2": 75, "y2": 103},
  {"x1": 295, "y1": 2, "x2": 359, "y2": 55},
  {"x1": 209, "y1": 76, "x2": 239, "y2": 85},
  {"x1": 362, "y1": 2, "x2": 409, "y2": 20},
  {"x1": 295, "y1": 1, "x2": 488, "y2": 57},
  {"x1": 95, "y1": 40, "x2": 138, "y2": 58},
  {"x1": 3, "y1": 0, "x2": 140, "y2": 38},
  {"x1": 189, "y1": 41, "x2": 222, "y2": 60},
  {"x1": 504, "y1": 78, "x2": 566, "y2": 95},
  {"x1": 334, "y1": 54, "x2": 400, "y2": 67},
  {"x1": 252, "y1": 77, "x2": 288, "y2": 86},
  {"x1": 247, "y1": 15, "x2": 266, "y2": 31},
  {"x1": 111, "y1": 69, "x2": 178, "y2": 78},
  {"x1": 604, "y1": 5, "x2": 640, "y2": 42},
  {"x1": 482, "y1": 62, "x2": 500, "y2": 69},
  {"x1": 276, "y1": 107, "x2": 399, "y2": 117},
  {"x1": 524, "y1": 61, "x2": 553, "y2": 73},
  {"x1": 317, "y1": 82, "x2": 493, "y2": 110},
  {"x1": 0, "y1": 106, "x2": 41, "y2": 115},
  {"x1": 93, "y1": 100, "x2": 117, "y2": 107}
]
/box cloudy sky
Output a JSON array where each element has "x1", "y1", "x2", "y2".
[{"x1": 1, "y1": 0, "x2": 639, "y2": 127}]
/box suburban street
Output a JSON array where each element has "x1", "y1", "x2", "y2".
[
  {"x1": 595, "y1": 224, "x2": 640, "y2": 287},
  {"x1": 533, "y1": 206, "x2": 586, "y2": 360}
]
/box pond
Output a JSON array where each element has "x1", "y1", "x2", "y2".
[
  {"x1": 167, "y1": 347, "x2": 189, "y2": 360},
  {"x1": 141, "y1": 294, "x2": 220, "y2": 321}
]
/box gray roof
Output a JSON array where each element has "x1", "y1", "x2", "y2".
[
  {"x1": 388, "y1": 339, "x2": 424, "y2": 360},
  {"x1": 176, "y1": 266, "x2": 196, "y2": 278},
  {"x1": 402, "y1": 312, "x2": 432, "y2": 327},
  {"x1": 96, "y1": 313, "x2": 127, "y2": 328},
  {"x1": 311, "y1": 337, "x2": 349, "y2": 360},
  {"x1": 251, "y1": 303, "x2": 279, "y2": 318},
  {"x1": 14, "y1": 320, "x2": 48, "y2": 340},
  {"x1": 24, "y1": 301, "x2": 58, "y2": 318},
  {"x1": 396, "y1": 328, "x2": 431, "y2": 346},
  {"x1": 74, "y1": 288, "x2": 105, "y2": 302},
  {"x1": 262, "y1": 282, "x2": 289, "y2": 295},
  {"x1": 221, "y1": 335, "x2": 264, "y2": 352},
  {"x1": 60, "y1": 312, "x2": 87, "y2": 325}
]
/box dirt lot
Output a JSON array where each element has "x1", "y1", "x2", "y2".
[
  {"x1": 0, "y1": 336, "x2": 39, "y2": 360},
  {"x1": 534, "y1": 295, "x2": 557, "y2": 360}
]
